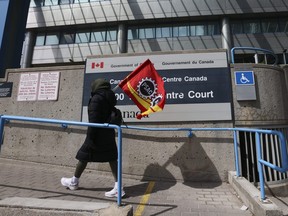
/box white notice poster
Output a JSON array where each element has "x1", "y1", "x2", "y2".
[
  {"x1": 17, "y1": 73, "x2": 39, "y2": 101},
  {"x1": 37, "y1": 72, "x2": 60, "y2": 101}
]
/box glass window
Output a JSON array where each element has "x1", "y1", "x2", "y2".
[
  {"x1": 106, "y1": 30, "x2": 117, "y2": 41},
  {"x1": 195, "y1": 25, "x2": 205, "y2": 36},
  {"x1": 75, "y1": 30, "x2": 90, "y2": 43},
  {"x1": 139, "y1": 27, "x2": 155, "y2": 39},
  {"x1": 156, "y1": 27, "x2": 172, "y2": 38},
  {"x1": 207, "y1": 23, "x2": 219, "y2": 35},
  {"x1": 127, "y1": 28, "x2": 138, "y2": 40},
  {"x1": 91, "y1": 30, "x2": 106, "y2": 42},
  {"x1": 30, "y1": 0, "x2": 44, "y2": 7},
  {"x1": 279, "y1": 18, "x2": 288, "y2": 32},
  {"x1": 262, "y1": 19, "x2": 279, "y2": 33},
  {"x1": 74, "y1": 0, "x2": 89, "y2": 3},
  {"x1": 45, "y1": 33, "x2": 59, "y2": 45},
  {"x1": 44, "y1": 0, "x2": 58, "y2": 6},
  {"x1": 179, "y1": 26, "x2": 188, "y2": 36},
  {"x1": 60, "y1": 32, "x2": 75, "y2": 44},
  {"x1": 243, "y1": 20, "x2": 261, "y2": 33},
  {"x1": 190, "y1": 23, "x2": 219, "y2": 36},
  {"x1": 35, "y1": 33, "x2": 46, "y2": 46},
  {"x1": 59, "y1": 0, "x2": 73, "y2": 4},
  {"x1": 190, "y1": 25, "x2": 196, "y2": 36},
  {"x1": 231, "y1": 21, "x2": 243, "y2": 34},
  {"x1": 173, "y1": 25, "x2": 188, "y2": 37}
]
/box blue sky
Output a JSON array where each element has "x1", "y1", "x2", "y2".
[{"x1": 0, "y1": 0, "x2": 9, "y2": 49}]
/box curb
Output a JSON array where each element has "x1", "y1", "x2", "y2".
[
  {"x1": 228, "y1": 171, "x2": 283, "y2": 216},
  {"x1": 0, "y1": 197, "x2": 133, "y2": 216}
]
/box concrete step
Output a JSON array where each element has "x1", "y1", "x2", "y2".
[{"x1": 0, "y1": 197, "x2": 133, "y2": 216}]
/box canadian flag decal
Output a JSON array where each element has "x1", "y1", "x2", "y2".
[{"x1": 91, "y1": 62, "x2": 104, "y2": 69}]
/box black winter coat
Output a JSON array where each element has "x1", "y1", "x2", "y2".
[{"x1": 76, "y1": 89, "x2": 118, "y2": 162}]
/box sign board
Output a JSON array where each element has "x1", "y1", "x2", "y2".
[
  {"x1": 235, "y1": 71, "x2": 254, "y2": 85},
  {"x1": 17, "y1": 72, "x2": 60, "y2": 101},
  {"x1": 17, "y1": 73, "x2": 39, "y2": 101},
  {"x1": 0, "y1": 82, "x2": 13, "y2": 97},
  {"x1": 37, "y1": 72, "x2": 60, "y2": 101},
  {"x1": 83, "y1": 52, "x2": 232, "y2": 122},
  {"x1": 234, "y1": 71, "x2": 256, "y2": 101}
]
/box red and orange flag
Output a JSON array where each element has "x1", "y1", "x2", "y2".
[{"x1": 119, "y1": 59, "x2": 166, "y2": 119}]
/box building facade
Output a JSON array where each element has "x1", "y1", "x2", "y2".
[
  {"x1": 24, "y1": 0, "x2": 288, "y2": 68},
  {"x1": 1, "y1": 0, "x2": 288, "y2": 184}
]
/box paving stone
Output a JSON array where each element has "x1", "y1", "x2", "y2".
[{"x1": 0, "y1": 158, "x2": 257, "y2": 216}]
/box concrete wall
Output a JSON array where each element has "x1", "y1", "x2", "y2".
[
  {"x1": 0, "y1": 66, "x2": 85, "y2": 166},
  {"x1": 231, "y1": 64, "x2": 288, "y2": 126},
  {"x1": 0, "y1": 62, "x2": 287, "y2": 182}
]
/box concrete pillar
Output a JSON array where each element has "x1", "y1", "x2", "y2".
[
  {"x1": 254, "y1": 54, "x2": 259, "y2": 64},
  {"x1": 283, "y1": 49, "x2": 287, "y2": 64},
  {"x1": 221, "y1": 17, "x2": 232, "y2": 62},
  {"x1": 0, "y1": 0, "x2": 30, "y2": 78},
  {"x1": 21, "y1": 31, "x2": 35, "y2": 68},
  {"x1": 117, "y1": 23, "x2": 127, "y2": 54}
]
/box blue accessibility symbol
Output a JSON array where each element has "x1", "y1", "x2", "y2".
[{"x1": 235, "y1": 71, "x2": 254, "y2": 85}]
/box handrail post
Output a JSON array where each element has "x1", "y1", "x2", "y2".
[
  {"x1": 1, "y1": 115, "x2": 288, "y2": 205},
  {"x1": 117, "y1": 126, "x2": 123, "y2": 206},
  {"x1": 187, "y1": 129, "x2": 193, "y2": 138},
  {"x1": 278, "y1": 131, "x2": 288, "y2": 170},
  {"x1": 230, "y1": 47, "x2": 278, "y2": 65},
  {"x1": 0, "y1": 116, "x2": 4, "y2": 148},
  {"x1": 230, "y1": 47, "x2": 235, "y2": 63},
  {"x1": 255, "y1": 132, "x2": 266, "y2": 201},
  {"x1": 233, "y1": 130, "x2": 240, "y2": 176}
]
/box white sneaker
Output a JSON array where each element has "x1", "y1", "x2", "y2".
[
  {"x1": 105, "y1": 187, "x2": 125, "y2": 198},
  {"x1": 61, "y1": 177, "x2": 79, "y2": 190}
]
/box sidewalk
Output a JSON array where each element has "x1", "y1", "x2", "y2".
[{"x1": 0, "y1": 157, "x2": 255, "y2": 216}]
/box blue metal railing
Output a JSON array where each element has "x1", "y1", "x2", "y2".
[
  {"x1": 230, "y1": 47, "x2": 278, "y2": 65},
  {"x1": 0, "y1": 115, "x2": 124, "y2": 204},
  {"x1": 1, "y1": 115, "x2": 288, "y2": 205}
]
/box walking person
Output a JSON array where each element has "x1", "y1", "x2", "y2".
[{"x1": 61, "y1": 78, "x2": 125, "y2": 198}]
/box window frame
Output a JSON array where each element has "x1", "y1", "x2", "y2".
[
  {"x1": 75, "y1": 30, "x2": 91, "y2": 43},
  {"x1": 45, "y1": 32, "x2": 60, "y2": 45},
  {"x1": 60, "y1": 31, "x2": 75, "y2": 44}
]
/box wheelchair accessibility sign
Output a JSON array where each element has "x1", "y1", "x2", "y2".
[{"x1": 235, "y1": 71, "x2": 255, "y2": 85}]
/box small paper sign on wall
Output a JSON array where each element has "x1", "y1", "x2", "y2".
[
  {"x1": 17, "y1": 73, "x2": 39, "y2": 101},
  {"x1": 17, "y1": 72, "x2": 60, "y2": 101},
  {"x1": 37, "y1": 72, "x2": 60, "y2": 101}
]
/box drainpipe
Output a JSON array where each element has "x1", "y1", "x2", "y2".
[
  {"x1": 21, "y1": 31, "x2": 35, "y2": 68},
  {"x1": 117, "y1": 23, "x2": 127, "y2": 54},
  {"x1": 283, "y1": 49, "x2": 287, "y2": 64}
]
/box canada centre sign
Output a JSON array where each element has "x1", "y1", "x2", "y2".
[{"x1": 83, "y1": 52, "x2": 232, "y2": 122}]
